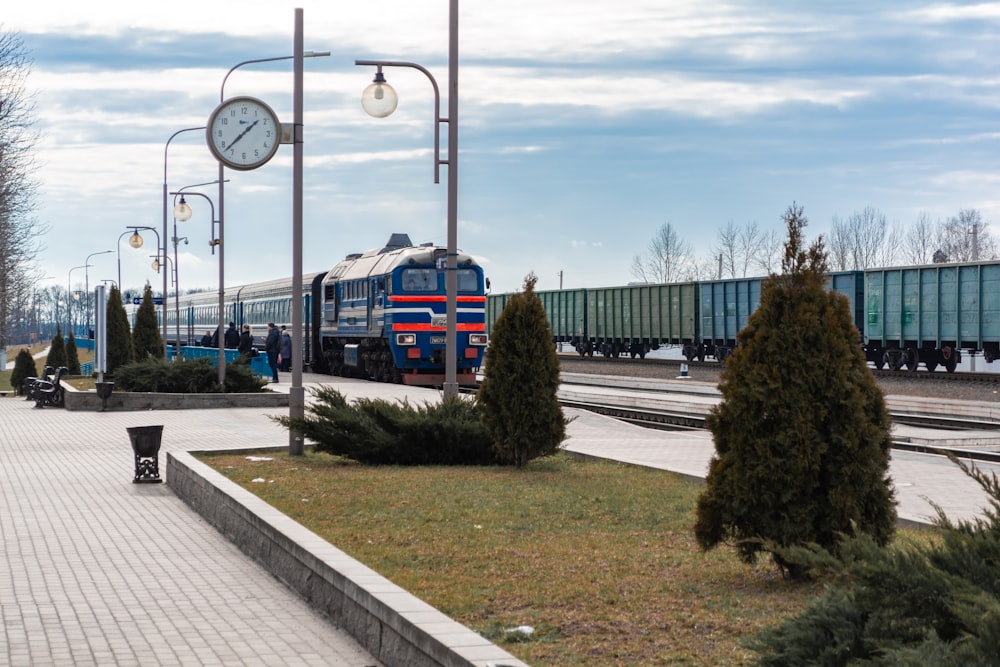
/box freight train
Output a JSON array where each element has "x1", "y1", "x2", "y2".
[
  {"x1": 170, "y1": 234, "x2": 489, "y2": 385},
  {"x1": 486, "y1": 261, "x2": 1000, "y2": 373}
]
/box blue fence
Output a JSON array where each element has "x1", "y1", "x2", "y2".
[{"x1": 168, "y1": 345, "x2": 272, "y2": 377}]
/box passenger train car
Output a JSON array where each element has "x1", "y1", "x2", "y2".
[
  {"x1": 171, "y1": 234, "x2": 488, "y2": 385},
  {"x1": 486, "y1": 259, "x2": 1000, "y2": 373}
]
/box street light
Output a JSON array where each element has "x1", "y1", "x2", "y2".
[
  {"x1": 84, "y1": 250, "x2": 113, "y2": 339},
  {"x1": 117, "y1": 226, "x2": 160, "y2": 296},
  {"x1": 163, "y1": 127, "x2": 206, "y2": 346},
  {"x1": 67, "y1": 264, "x2": 91, "y2": 332},
  {"x1": 169, "y1": 181, "x2": 222, "y2": 354},
  {"x1": 356, "y1": 0, "x2": 461, "y2": 398},
  {"x1": 216, "y1": 23, "x2": 329, "y2": 450}
]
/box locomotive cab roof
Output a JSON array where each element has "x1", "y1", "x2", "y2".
[{"x1": 324, "y1": 233, "x2": 478, "y2": 284}]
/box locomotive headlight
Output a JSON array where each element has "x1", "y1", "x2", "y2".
[
  {"x1": 469, "y1": 334, "x2": 488, "y2": 346},
  {"x1": 396, "y1": 333, "x2": 416, "y2": 346}
]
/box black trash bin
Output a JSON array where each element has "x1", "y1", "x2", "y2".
[
  {"x1": 127, "y1": 425, "x2": 164, "y2": 484},
  {"x1": 96, "y1": 382, "x2": 114, "y2": 411}
]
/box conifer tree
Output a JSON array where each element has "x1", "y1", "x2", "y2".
[
  {"x1": 751, "y1": 459, "x2": 1000, "y2": 664},
  {"x1": 10, "y1": 348, "x2": 37, "y2": 394},
  {"x1": 694, "y1": 204, "x2": 896, "y2": 577},
  {"x1": 66, "y1": 331, "x2": 81, "y2": 375},
  {"x1": 106, "y1": 285, "x2": 133, "y2": 374},
  {"x1": 132, "y1": 284, "x2": 164, "y2": 360},
  {"x1": 45, "y1": 325, "x2": 67, "y2": 369},
  {"x1": 477, "y1": 272, "x2": 566, "y2": 468}
]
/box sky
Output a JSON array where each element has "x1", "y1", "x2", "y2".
[{"x1": 7, "y1": 1, "x2": 1000, "y2": 297}]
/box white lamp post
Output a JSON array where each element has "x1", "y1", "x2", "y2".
[{"x1": 355, "y1": 0, "x2": 461, "y2": 398}]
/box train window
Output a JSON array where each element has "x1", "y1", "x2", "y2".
[
  {"x1": 458, "y1": 269, "x2": 479, "y2": 292},
  {"x1": 402, "y1": 269, "x2": 437, "y2": 292}
]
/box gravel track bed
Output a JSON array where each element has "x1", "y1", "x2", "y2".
[{"x1": 559, "y1": 357, "x2": 1000, "y2": 404}]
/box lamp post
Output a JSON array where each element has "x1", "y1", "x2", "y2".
[
  {"x1": 163, "y1": 127, "x2": 206, "y2": 346},
  {"x1": 67, "y1": 264, "x2": 91, "y2": 332},
  {"x1": 355, "y1": 0, "x2": 461, "y2": 398},
  {"x1": 215, "y1": 23, "x2": 329, "y2": 452},
  {"x1": 168, "y1": 184, "x2": 221, "y2": 369},
  {"x1": 117, "y1": 226, "x2": 161, "y2": 301},
  {"x1": 84, "y1": 250, "x2": 113, "y2": 339}
]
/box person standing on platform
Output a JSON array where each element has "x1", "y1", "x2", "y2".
[
  {"x1": 279, "y1": 325, "x2": 292, "y2": 372},
  {"x1": 224, "y1": 322, "x2": 240, "y2": 349},
  {"x1": 238, "y1": 324, "x2": 254, "y2": 359},
  {"x1": 264, "y1": 322, "x2": 280, "y2": 383}
]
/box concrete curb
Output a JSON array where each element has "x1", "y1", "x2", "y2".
[{"x1": 167, "y1": 450, "x2": 528, "y2": 667}]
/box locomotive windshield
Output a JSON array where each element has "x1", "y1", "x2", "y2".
[
  {"x1": 400, "y1": 267, "x2": 481, "y2": 293},
  {"x1": 402, "y1": 269, "x2": 437, "y2": 292}
]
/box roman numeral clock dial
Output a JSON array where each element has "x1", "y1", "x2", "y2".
[{"x1": 206, "y1": 96, "x2": 282, "y2": 170}]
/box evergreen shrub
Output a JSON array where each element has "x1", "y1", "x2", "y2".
[
  {"x1": 114, "y1": 357, "x2": 266, "y2": 393},
  {"x1": 132, "y1": 285, "x2": 164, "y2": 360},
  {"x1": 45, "y1": 325, "x2": 67, "y2": 369},
  {"x1": 695, "y1": 204, "x2": 896, "y2": 577},
  {"x1": 66, "y1": 332, "x2": 82, "y2": 375},
  {"x1": 275, "y1": 387, "x2": 494, "y2": 465},
  {"x1": 477, "y1": 273, "x2": 566, "y2": 468},
  {"x1": 10, "y1": 348, "x2": 37, "y2": 394},
  {"x1": 751, "y1": 458, "x2": 1000, "y2": 665},
  {"x1": 106, "y1": 286, "x2": 133, "y2": 374}
]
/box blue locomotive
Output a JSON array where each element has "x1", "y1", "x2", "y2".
[{"x1": 171, "y1": 234, "x2": 488, "y2": 385}]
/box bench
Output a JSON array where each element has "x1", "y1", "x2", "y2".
[
  {"x1": 22, "y1": 366, "x2": 55, "y2": 401},
  {"x1": 34, "y1": 366, "x2": 68, "y2": 409}
]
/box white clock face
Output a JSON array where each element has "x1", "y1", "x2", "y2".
[{"x1": 207, "y1": 96, "x2": 281, "y2": 170}]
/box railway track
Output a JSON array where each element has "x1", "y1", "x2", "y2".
[
  {"x1": 559, "y1": 396, "x2": 1000, "y2": 465},
  {"x1": 557, "y1": 353, "x2": 1000, "y2": 384}
]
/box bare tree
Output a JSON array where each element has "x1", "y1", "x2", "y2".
[
  {"x1": 713, "y1": 220, "x2": 770, "y2": 278},
  {"x1": 936, "y1": 208, "x2": 997, "y2": 263},
  {"x1": 827, "y1": 206, "x2": 898, "y2": 270},
  {"x1": 631, "y1": 222, "x2": 695, "y2": 284},
  {"x1": 0, "y1": 28, "x2": 42, "y2": 355},
  {"x1": 898, "y1": 212, "x2": 939, "y2": 265},
  {"x1": 754, "y1": 227, "x2": 784, "y2": 275}
]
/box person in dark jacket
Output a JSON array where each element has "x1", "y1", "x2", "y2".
[
  {"x1": 264, "y1": 322, "x2": 280, "y2": 382},
  {"x1": 200, "y1": 330, "x2": 212, "y2": 347},
  {"x1": 238, "y1": 324, "x2": 254, "y2": 359},
  {"x1": 279, "y1": 326, "x2": 292, "y2": 372},
  {"x1": 224, "y1": 322, "x2": 240, "y2": 349}
]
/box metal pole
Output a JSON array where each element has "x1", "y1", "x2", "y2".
[
  {"x1": 163, "y1": 127, "x2": 204, "y2": 350},
  {"x1": 443, "y1": 0, "x2": 459, "y2": 398},
  {"x1": 85, "y1": 250, "x2": 112, "y2": 340},
  {"x1": 290, "y1": 8, "x2": 305, "y2": 454}
]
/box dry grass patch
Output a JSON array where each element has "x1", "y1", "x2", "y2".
[{"x1": 202, "y1": 451, "x2": 823, "y2": 666}]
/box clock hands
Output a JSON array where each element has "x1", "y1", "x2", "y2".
[{"x1": 226, "y1": 118, "x2": 260, "y2": 153}]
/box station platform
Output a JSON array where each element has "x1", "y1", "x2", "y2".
[{"x1": 1, "y1": 373, "x2": 997, "y2": 665}]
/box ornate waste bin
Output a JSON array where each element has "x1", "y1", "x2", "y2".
[
  {"x1": 96, "y1": 381, "x2": 114, "y2": 412},
  {"x1": 127, "y1": 425, "x2": 164, "y2": 484}
]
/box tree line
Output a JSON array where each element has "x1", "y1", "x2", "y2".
[{"x1": 632, "y1": 206, "x2": 998, "y2": 283}]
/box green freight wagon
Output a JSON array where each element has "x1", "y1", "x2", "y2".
[
  {"x1": 696, "y1": 271, "x2": 865, "y2": 363},
  {"x1": 864, "y1": 261, "x2": 1000, "y2": 372},
  {"x1": 585, "y1": 282, "x2": 698, "y2": 358},
  {"x1": 485, "y1": 293, "x2": 508, "y2": 337},
  {"x1": 486, "y1": 288, "x2": 588, "y2": 354}
]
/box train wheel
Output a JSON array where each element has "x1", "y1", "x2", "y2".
[
  {"x1": 925, "y1": 360, "x2": 938, "y2": 372},
  {"x1": 942, "y1": 346, "x2": 958, "y2": 373},
  {"x1": 905, "y1": 347, "x2": 919, "y2": 372}
]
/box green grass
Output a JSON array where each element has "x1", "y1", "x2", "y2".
[{"x1": 201, "y1": 451, "x2": 828, "y2": 666}]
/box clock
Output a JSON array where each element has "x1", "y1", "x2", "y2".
[{"x1": 206, "y1": 96, "x2": 282, "y2": 171}]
